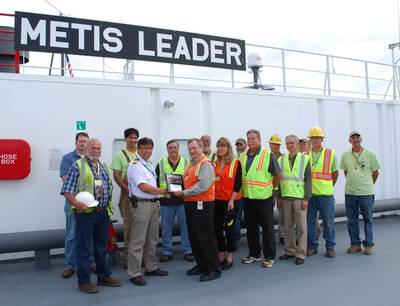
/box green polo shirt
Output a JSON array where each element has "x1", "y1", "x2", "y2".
[
  {"x1": 111, "y1": 148, "x2": 137, "y2": 179},
  {"x1": 340, "y1": 148, "x2": 380, "y2": 195}
]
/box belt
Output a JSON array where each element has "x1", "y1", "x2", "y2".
[
  {"x1": 136, "y1": 198, "x2": 158, "y2": 203},
  {"x1": 94, "y1": 206, "x2": 107, "y2": 211}
]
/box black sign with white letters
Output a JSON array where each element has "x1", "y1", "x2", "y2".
[{"x1": 14, "y1": 11, "x2": 246, "y2": 70}]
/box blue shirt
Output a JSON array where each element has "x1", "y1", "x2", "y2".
[
  {"x1": 60, "y1": 150, "x2": 82, "y2": 177},
  {"x1": 61, "y1": 158, "x2": 112, "y2": 208}
]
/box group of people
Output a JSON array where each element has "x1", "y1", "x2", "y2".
[{"x1": 60, "y1": 126, "x2": 380, "y2": 294}]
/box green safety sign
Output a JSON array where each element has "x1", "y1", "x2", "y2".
[{"x1": 76, "y1": 121, "x2": 87, "y2": 131}]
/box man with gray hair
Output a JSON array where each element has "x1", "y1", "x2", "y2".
[
  {"x1": 61, "y1": 138, "x2": 121, "y2": 293},
  {"x1": 278, "y1": 135, "x2": 312, "y2": 265},
  {"x1": 201, "y1": 134, "x2": 217, "y2": 162}
]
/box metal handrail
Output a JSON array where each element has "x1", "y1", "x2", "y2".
[{"x1": 1, "y1": 10, "x2": 396, "y2": 100}]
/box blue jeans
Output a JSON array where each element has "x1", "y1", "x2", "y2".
[
  {"x1": 235, "y1": 199, "x2": 245, "y2": 244},
  {"x1": 64, "y1": 201, "x2": 95, "y2": 270},
  {"x1": 160, "y1": 205, "x2": 192, "y2": 256},
  {"x1": 307, "y1": 195, "x2": 336, "y2": 249},
  {"x1": 345, "y1": 194, "x2": 374, "y2": 247},
  {"x1": 75, "y1": 210, "x2": 111, "y2": 284}
]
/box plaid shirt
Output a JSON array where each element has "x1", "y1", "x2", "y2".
[{"x1": 61, "y1": 158, "x2": 112, "y2": 207}]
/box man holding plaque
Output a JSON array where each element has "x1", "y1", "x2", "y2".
[
  {"x1": 126, "y1": 137, "x2": 169, "y2": 286},
  {"x1": 174, "y1": 138, "x2": 221, "y2": 282},
  {"x1": 156, "y1": 139, "x2": 194, "y2": 262}
]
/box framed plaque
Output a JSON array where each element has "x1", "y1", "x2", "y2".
[{"x1": 165, "y1": 173, "x2": 183, "y2": 192}]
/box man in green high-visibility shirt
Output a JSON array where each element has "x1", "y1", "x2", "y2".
[{"x1": 111, "y1": 128, "x2": 139, "y2": 268}]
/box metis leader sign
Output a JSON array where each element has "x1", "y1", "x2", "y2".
[
  {"x1": 0, "y1": 139, "x2": 31, "y2": 180},
  {"x1": 14, "y1": 11, "x2": 246, "y2": 70}
]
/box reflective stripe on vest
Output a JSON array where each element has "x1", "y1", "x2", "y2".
[
  {"x1": 279, "y1": 152, "x2": 308, "y2": 198},
  {"x1": 214, "y1": 158, "x2": 242, "y2": 201},
  {"x1": 183, "y1": 156, "x2": 215, "y2": 202},
  {"x1": 76, "y1": 157, "x2": 113, "y2": 216},
  {"x1": 242, "y1": 148, "x2": 274, "y2": 200},
  {"x1": 159, "y1": 157, "x2": 187, "y2": 196},
  {"x1": 310, "y1": 148, "x2": 335, "y2": 195}
]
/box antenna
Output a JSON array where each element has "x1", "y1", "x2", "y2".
[{"x1": 44, "y1": 0, "x2": 66, "y2": 76}]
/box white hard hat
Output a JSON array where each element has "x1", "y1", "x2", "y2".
[{"x1": 75, "y1": 191, "x2": 99, "y2": 207}]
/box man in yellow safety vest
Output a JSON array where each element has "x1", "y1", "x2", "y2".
[{"x1": 307, "y1": 127, "x2": 339, "y2": 258}]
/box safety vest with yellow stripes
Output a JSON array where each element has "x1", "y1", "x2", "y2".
[
  {"x1": 241, "y1": 148, "x2": 274, "y2": 200},
  {"x1": 310, "y1": 148, "x2": 336, "y2": 196},
  {"x1": 279, "y1": 152, "x2": 309, "y2": 198},
  {"x1": 158, "y1": 157, "x2": 188, "y2": 197},
  {"x1": 76, "y1": 157, "x2": 113, "y2": 216}
]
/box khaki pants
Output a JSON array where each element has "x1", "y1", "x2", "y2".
[
  {"x1": 127, "y1": 200, "x2": 160, "y2": 278},
  {"x1": 118, "y1": 191, "x2": 132, "y2": 261},
  {"x1": 282, "y1": 199, "x2": 307, "y2": 259}
]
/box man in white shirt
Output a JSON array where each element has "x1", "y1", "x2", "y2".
[{"x1": 126, "y1": 137, "x2": 168, "y2": 286}]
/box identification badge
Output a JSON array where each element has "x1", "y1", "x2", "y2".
[
  {"x1": 197, "y1": 201, "x2": 203, "y2": 210},
  {"x1": 95, "y1": 179, "x2": 103, "y2": 187},
  {"x1": 215, "y1": 176, "x2": 220, "y2": 181}
]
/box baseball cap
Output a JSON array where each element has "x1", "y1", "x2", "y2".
[{"x1": 349, "y1": 131, "x2": 361, "y2": 137}]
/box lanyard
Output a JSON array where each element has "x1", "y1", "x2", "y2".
[
  {"x1": 311, "y1": 150, "x2": 323, "y2": 167},
  {"x1": 351, "y1": 149, "x2": 363, "y2": 167},
  {"x1": 139, "y1": 158, "x2": 157, "y2": 178}
]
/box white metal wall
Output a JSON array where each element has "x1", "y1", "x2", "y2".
[{"x1": 0, "y1": 73, "x2": 398, "y2": 233}]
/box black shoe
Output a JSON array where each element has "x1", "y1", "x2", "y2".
[
  {"x1": 295, "y1": 257, "x2": 305, "y2": 265},
  {"x1": 130, "y1": 276, "x2": 147, "y2": 286},
  {"x1": 279, "y1": 253, "x2": 296, "y2": 260},
  {"x1": 221, "y1": 260, "x2": 233, "y2": 271},
  {"x1": 199, "y1": 271, "x2": 221, "y2": 282},
  {"x1": 186, "y1": 266, "x2": 203, "y2": 276},
  {"x1": 145, "y1": 268, "x2": 169, "y2": 276},
  {"x1": 183, "y1": 253, "x2": 195, "y2": 262},
  {"x1": 160, "y1": 255, "x2": 173, "y2": 262}
]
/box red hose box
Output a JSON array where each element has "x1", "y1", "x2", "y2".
[{"x1": 0, "y1": 139, "x2": 31, "y2": 180}]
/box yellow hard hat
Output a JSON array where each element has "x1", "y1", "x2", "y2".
[
  {"x1": 269, "y1": 134, "x2": 282, "y2": 145},
  {"x1": 308, "y1": 127, "x2": 325, "y2": 138}
]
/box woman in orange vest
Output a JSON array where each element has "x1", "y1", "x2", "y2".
[{"x1": 213, "y1": 137, "x2": 242, "y2": 270}]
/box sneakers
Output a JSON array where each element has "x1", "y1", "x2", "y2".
[
  {"x1": 78, "y1": 282, "x2": 98, "y2": 294},
  {"x1": 364, "y1": 246, "x2": 373, "y2": 255},
  {"x1": 347, "y1": 245, "x2": 362, "y2": 254},
  {"x1": 242, "y1": 255, "x2": 262, "y2": 264},
  {"x1": 62, "y1": 269, "x2": 74, "y2": 279},
  {"x1": 261, "y1": 259, "x2": 274, "y2": 268},
  {"x1": 97, "y1": 277, "x2": 121, "y2": 287},
  {"x1": 325, "y1": 247, "x2": 336, "y2": 258}
]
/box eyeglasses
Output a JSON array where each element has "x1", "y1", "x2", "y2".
[{"x1": 235, "y1": 143, "x2": 244, "y2": 146}]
